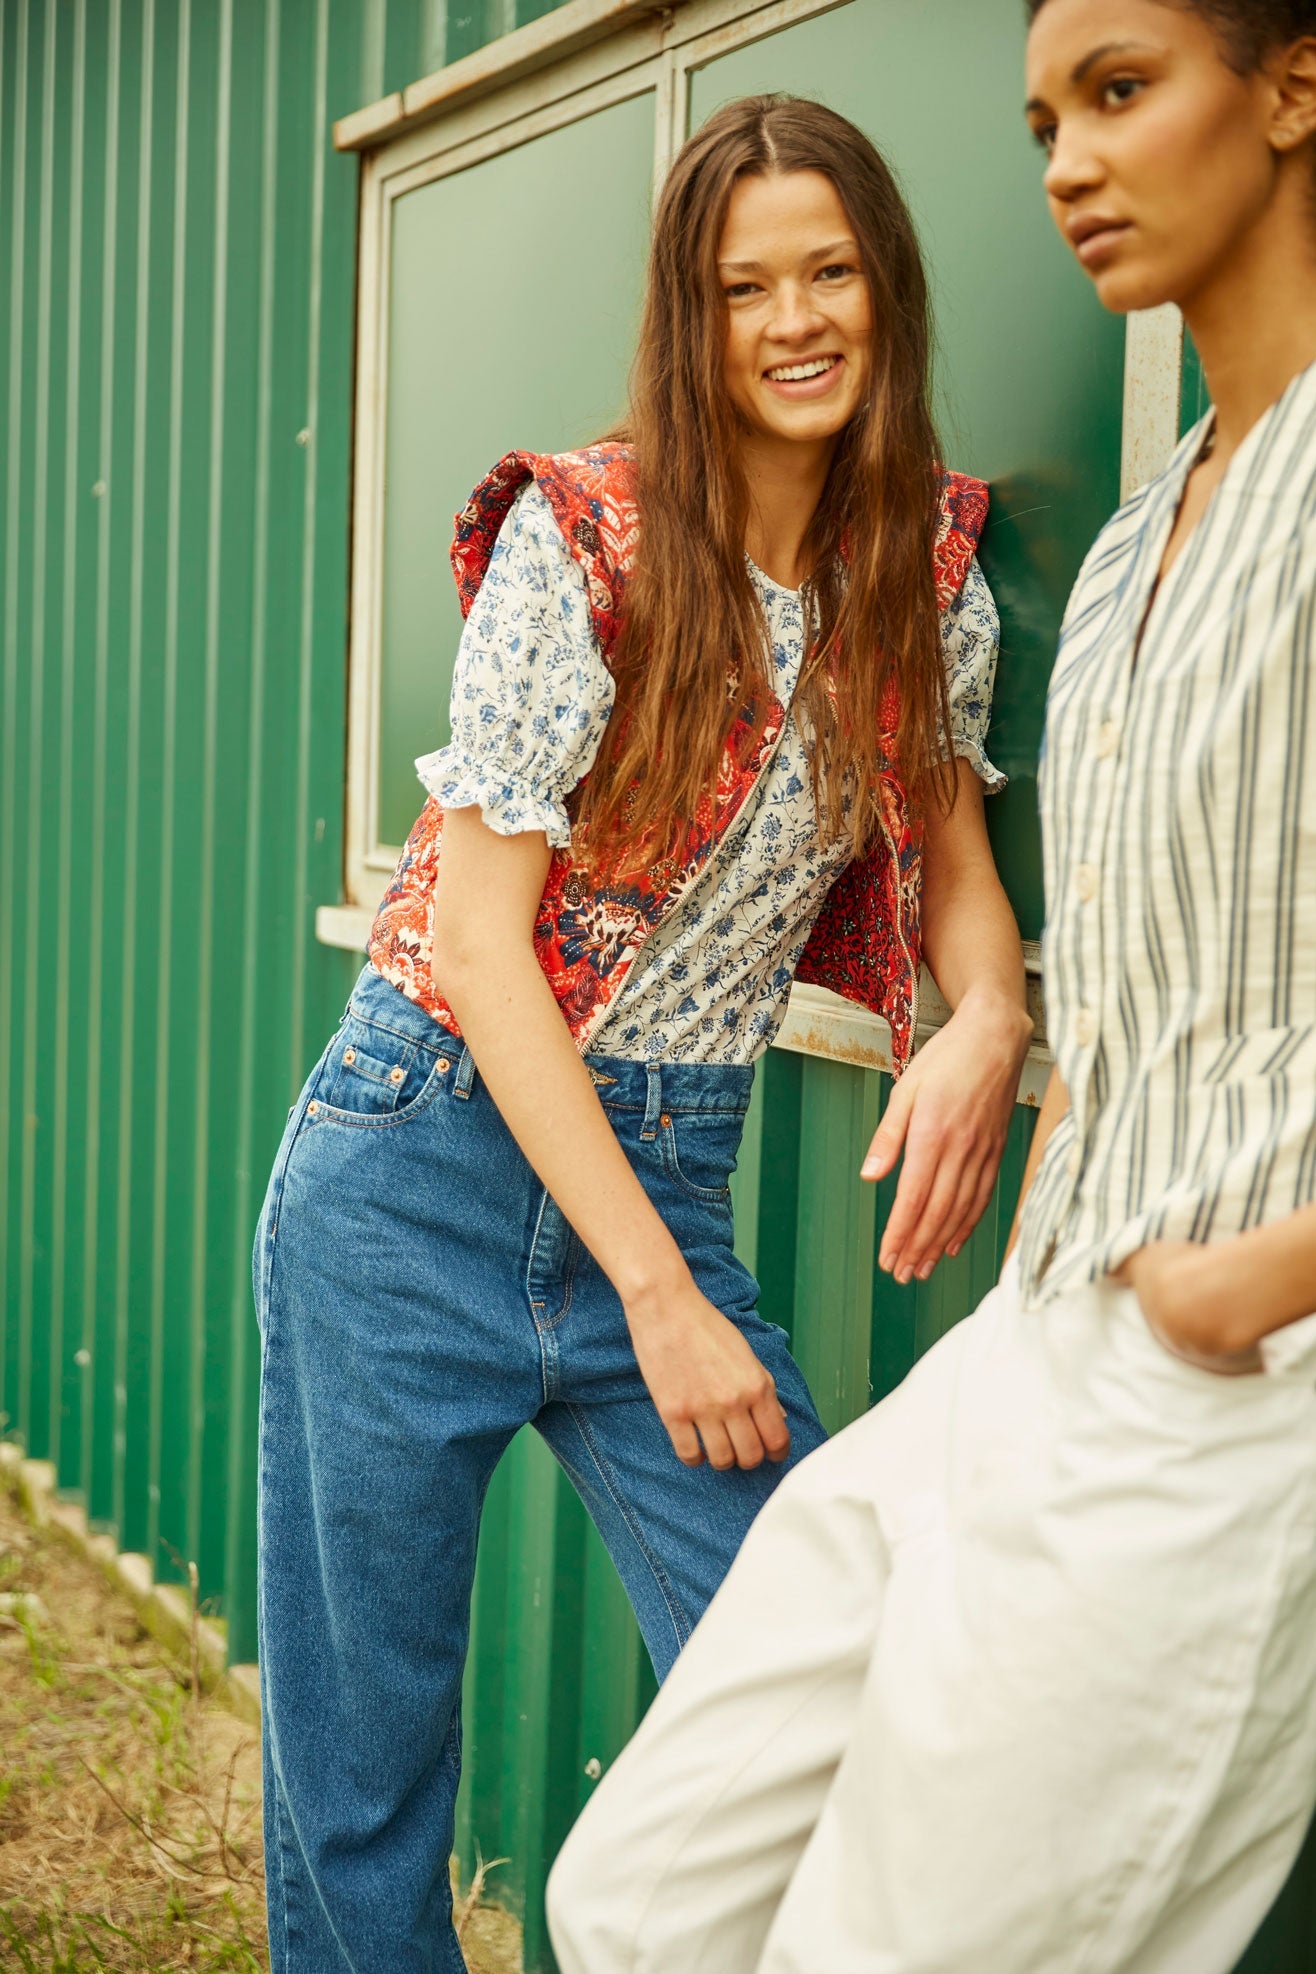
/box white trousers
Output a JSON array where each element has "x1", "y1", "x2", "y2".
[{"x1": 548, "y1": 1260, "x2": 1316, "y2": 1973}]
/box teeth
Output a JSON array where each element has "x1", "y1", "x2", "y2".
[{"x1": 766, "y1": 357, "x2": 837, "y2": 382}]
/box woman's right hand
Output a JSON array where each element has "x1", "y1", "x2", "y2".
[{"x1": 625, "y1": 1276, "x2": 792, "y2": 1470}]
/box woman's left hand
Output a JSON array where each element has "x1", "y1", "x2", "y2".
[
  {"x1": 864, "y1": 989, "x2": 1033, "y2": 1284},
  {"x1": 1113, "y1": 1243, "x2": 1264, "y2": 1374}
]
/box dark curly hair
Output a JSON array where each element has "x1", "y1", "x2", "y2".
[{"x1": 1025, "y1": 0, "x2": 1315, "y2": 71}]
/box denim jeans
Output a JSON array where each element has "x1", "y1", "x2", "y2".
[{"x1": 254, "y1": 964, "x2": 827, "y2": 1973}]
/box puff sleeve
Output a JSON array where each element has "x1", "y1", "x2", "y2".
[
  {"x1": 414, "y1": 482, "x2": 616, "y2": 847},
  {"x1": 940, "y1": 554, "x2": 1006, "y2": 792}
]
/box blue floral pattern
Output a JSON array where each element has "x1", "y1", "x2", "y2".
[{"x1": 418, "y1": 483, "x2": 1003, "y2": 1065}]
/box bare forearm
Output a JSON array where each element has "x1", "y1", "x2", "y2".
[
  {"x1": 1005, "y1": 1063, "x2": 1070, "y2": 1260},
  {"x1": 921, "y1": 849, "x2": 1026, "y2": 1026},
  {"x1": 920, "y1": 765, "x2": 1030, "y2": 1043},
  {"x1": 441, "y1": 947, "x2": 686, "y2": 1309},
  {"x1": 1173, "y1": 1206, "x2": 1316, "y2": 1344}
]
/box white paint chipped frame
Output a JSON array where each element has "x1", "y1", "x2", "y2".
[{"x1": 1121, "y1": 303, "x2": 1185, "y2": 501}]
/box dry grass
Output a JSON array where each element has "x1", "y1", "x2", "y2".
[{"x1": 0, "y1": 1484, "x2": 521, "y2": 1974}]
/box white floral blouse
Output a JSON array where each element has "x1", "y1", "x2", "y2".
[{"x1": 417, "y1": 483, "x2": 1003, "y2": 1065}]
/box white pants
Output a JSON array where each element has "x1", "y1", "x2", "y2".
[{"x1": 548, "y1": 1261, "x2": 1316, "y2": 1973}]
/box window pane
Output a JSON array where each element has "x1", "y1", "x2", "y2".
[
  {"x1": 379, "y1": 93, "x2": 655, "y2": 850},
  {"x1": 690, "y1": 3, "x2": 1125, "y2": 937}
]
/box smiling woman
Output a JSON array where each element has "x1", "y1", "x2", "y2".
[{"x1": 254, "y1": 90, "x2": 1032, "y2": 1974}]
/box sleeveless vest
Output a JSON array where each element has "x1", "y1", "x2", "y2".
[{"x1": 368, "y1": 443, "x2": 989, "y2": 1073}]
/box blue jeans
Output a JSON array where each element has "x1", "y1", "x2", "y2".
[{"x1": 254, "y1": 964, "x2": 827, "y2": 1973}]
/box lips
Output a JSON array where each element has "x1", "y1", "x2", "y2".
[{"x1": 1066, "y1": 211, "x2": 1131, "y2": 253}]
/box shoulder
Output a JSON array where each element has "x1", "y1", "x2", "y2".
[
  {"x1": 451, "y1": 443, "x2": 639, "y2": 631},
  {"x1": 933, "y1": 468, "x2": 990, "y2": 609}
]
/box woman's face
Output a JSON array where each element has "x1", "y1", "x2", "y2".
[
  {"x1": 1025, "y1": 0, "x2": 1286, "y2": 313},
  {"x1": 718, "y1": 169, "x2": 873, "y2": 449}
]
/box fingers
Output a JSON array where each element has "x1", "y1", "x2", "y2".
[
  {"x1": 887, "y1": 1153, "x2": 969, "y2": 1284},
  {"x1": 687, "y1": 1379, "x2": 787, "y2": 1473},
  {"x1": 861, "y1": 1080, "x2": 915, "y2": 1182},
  {"x1": 945, "y1": 1160, "x2": 1000, "y2": 1261},
  {"x1": 667, "y1": 1418, "x2": 706, "y2": 1468},
  {"x1": 877, "y1": 1131, "x2": 939, "y2": 1274},
  {"x1": 751, "y1": 1389, "x2": 792, "y2": 1463},
  {"x1": 695, "y1": 1417, "x2": 741, "y2": 1473},
  {"x1": 722, "y1": 1410, "x2": 770, "y2": 1471}
]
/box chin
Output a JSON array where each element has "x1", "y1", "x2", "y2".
[{"x1": 1091, "y1": 261, "x2": 1181, "y2": 317}]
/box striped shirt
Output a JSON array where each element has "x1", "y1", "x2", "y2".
[{"x1": 1017, "y1": 357, "x2": 1316, "y2": 1308}]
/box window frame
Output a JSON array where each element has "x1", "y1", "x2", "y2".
[
  {"x1": 338, "y1": 0, "x2": 853, "y2": 917},
  {"x1": 323, "y1": 0, "x2": 1183, "y2": 1098}
]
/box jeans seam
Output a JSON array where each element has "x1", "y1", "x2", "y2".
[
  {"x1": 564, "y1": 1402, "x2": 691, "y2": 1653},
  {"x1": 259, "y1": 1080, "x2": 319, "y2": 1312},
  {"x1": 346, "y1": 994, "x2": 456, "y2": 1054},
  {"x1": 257, "y1": 1326, "x2": 296, "y2": 1970}
]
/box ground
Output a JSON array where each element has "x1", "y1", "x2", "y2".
[{"x1": 0, "y1": 1483, "x2": 521, "y2": 1974}]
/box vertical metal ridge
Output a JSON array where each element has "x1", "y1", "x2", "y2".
[
  {"x1": 288, "y1": 0, "x2": 330, "y2": 1081},
  {"x1": 224, "y1": 0, "x2": 281, "y2": 1650},
  {"x1": 48, "y1": 0, "x2": 88, "y2": 1487},
  {"x1": 81, "y1": 0, "x2": 121, "y2": 1523},
  {"x1": 110, "y1": 0, "x2": 154, "y2": 1545},
  {"x1": 185, "y1": 0, "x2": 233, "y2": 1573},
  {"x1": 0, "y1": 0, "x2": 30, "y2": 1449},
  {"x1": 146, "y1": 0, "x2": 189, "y2": 1577},
  {"x1": 17, "y1": 0, "x2": 58, "y2": 1450}
]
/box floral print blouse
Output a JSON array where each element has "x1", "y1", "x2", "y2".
[{"x1": 417, "y1": 483, "x2": 1003, "y2": 1065}]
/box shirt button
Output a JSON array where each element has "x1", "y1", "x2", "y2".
[
  {"x1": 1066, "y1": 1145, "x2": 1083, "y2": 1180},
  {"x1": 1095, "y1": 720, "x2": 1121, "y2": 760},
  {"x1": 1073, "y1": 1007, "x2": 1098, "y2": 1048},
  {"x1": 1074, "y1": 863, "x2": 1099, "y2": 903}
]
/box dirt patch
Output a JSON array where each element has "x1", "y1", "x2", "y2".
[{"x1": 0, "y1": 1482, "x2": 521, "y2": 1973}]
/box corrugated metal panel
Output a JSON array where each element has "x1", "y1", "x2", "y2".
[
  {"x1": 2, "y1": 7, "x2": 1311, "y2": 1973},
  {"x1": 0, "y1": 0, "x2": 424, "y2": 1663}
]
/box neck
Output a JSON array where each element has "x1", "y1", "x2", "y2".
[
  {"x1": 738, "y1": 430, "x2": 836, "y2": 589},
  {"x1": 1182, "y1": 174, "x2": 1316, "y2": 461}
]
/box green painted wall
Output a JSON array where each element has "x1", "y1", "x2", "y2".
[
  {"x1": 0, "y1": 0, "x2": 548, "y2": 1669},
  {"x1": 1, "y1": 3, "x2": 1311, "y2": 1972}
]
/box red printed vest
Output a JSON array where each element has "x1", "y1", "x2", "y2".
[{"x1": 368, "y1": 443, "x2": 988, "y2": 1073}]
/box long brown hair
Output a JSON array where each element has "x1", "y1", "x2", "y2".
[{"x1": 572, "y1": 94, "x2": 952, "y2": 872}]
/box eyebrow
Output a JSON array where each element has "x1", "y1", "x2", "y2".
[
  {"x1": 1025, "y1": 40, "x2": 1155, "y2": 115},
  {"x1": 717, "y1": 238, "x2": 858, "y2": 274}
]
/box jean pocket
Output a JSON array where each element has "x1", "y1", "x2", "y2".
[
  {"x1": 313, "y1": 1013, "x2": 450, "y2": 1125},
  {"x1": 658, "y1": 1111, "x2": 737, "y2": 1204}
]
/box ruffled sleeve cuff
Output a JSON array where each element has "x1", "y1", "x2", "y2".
[
  {"x1": 413, "y1": 481, "x2": 615, "y2": 847},
  {"x1": 415, "y1": 745, "x2": 575, "y2": 849}
]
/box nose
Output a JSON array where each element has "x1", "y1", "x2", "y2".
[
  {"x1": 767, "y1": 278, "x2": 826, "y2": 346},
  {"x1": 1043, "y1": 121, "x2": 1104, "y2": 206}
]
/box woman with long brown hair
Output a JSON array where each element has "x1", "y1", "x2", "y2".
[{"x1": 253, "y1": 94, "x2": 1029, "y2": 1972}]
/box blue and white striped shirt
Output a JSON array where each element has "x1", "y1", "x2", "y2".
[{"x1": 1017, "y1": 357, "x2": 1316, "y2": 1307}]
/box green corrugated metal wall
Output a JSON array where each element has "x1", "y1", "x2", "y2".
[
  {"x1": 0, "y1": 0, "x2": 563, "y2": 1666},
  {"x1": 2, "y1": 5, "x2": 1313, "y2": 1972}
]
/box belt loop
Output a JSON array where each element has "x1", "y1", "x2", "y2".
[
  {"x1": 640, "y1": 1062, "x2": 663, "y2": 1141},
  {"x1": 453, "y1": 1047, "x2": 477, "y2": 1102}
]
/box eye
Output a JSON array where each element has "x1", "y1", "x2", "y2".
[
  {"x1": 816, "y1": 262, "x2": 854, "y2": 283},
  {"x1": 1101, "y1": 74, "x2": 1145, "y2": 109},
  {"x1": 723, "y1": 281, "x2": 761, "y2": 301},
  {"x1": 1031, "y1": 120, "x2": 1057, "y2": 155}
]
